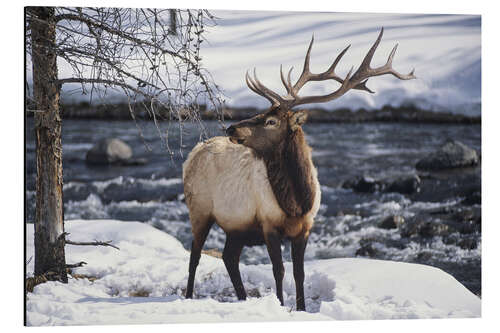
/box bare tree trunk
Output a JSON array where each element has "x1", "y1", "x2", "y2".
[
  {"x1": 169, "y1": 9, "x2": 177, "y2": 35},
  {"x1": 29, "y1": 6, "x2": 67, "y2": 282}
]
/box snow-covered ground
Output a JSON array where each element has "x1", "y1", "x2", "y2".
[{"x1": 25, "y1": 220, "x2": 480, "y2": 326}]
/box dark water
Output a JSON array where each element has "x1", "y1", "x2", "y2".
[{"x1": 25, "y1": 119, "x2": 481, "y2": 295}]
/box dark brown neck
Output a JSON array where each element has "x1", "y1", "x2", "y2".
[{"x1": 262, "y1": 128, "x2": 316, "y2": 218}]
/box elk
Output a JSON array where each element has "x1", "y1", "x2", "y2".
[{"x1": 183, "y1": 28, "x2": 415, "y2": 311}]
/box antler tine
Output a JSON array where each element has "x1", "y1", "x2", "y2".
[
  {"x1": 357, "y1": 27, "x2": 384, "y2": 75},
  {"x1": 287, "y1": 68, "x2": 298, "y2": 98},
  {"x1": 383, "y1": 44, "x2": 416, "y2": 80},
  {"x1": 251, "y1": 69, "x2": 285, "y2": 106},
  {"x1": 387, "y1": 44, "x2": 398, "y2": 66},
  {"x1": 286, "y1": 67, "x2": 294, "y2": 95},
  {"x1": 253, "y1": 68, "x2": 283, "y2": 102},
  {"x1": 245, "y1": 71, "x2": 262, "y2": 96},
  {"x1": 303, "y1": 35, "x2": 314, "y2": 74},
  {"x1": 325, "y1": 44, "x2": 351, "y2": 76},
  {"x1": 292, "y1": 35, "x2": 315, "y2": 93},
  {"x1": 246, "y1": 71, "x2": 280, "y2": 106},
  {"x1": 356, "y1": 79, "x2": 375, "y2": 94},
  {"x1": 280, "y1": 65, "x2": 293, "y2": 95}
]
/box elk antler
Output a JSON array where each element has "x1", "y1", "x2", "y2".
[{"x1": 246, "y1": 28, "x2": 416, "y2": 109}]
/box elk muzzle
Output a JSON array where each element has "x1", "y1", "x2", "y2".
[{"x1": 226, "y1": 125, "x2": 251, "y2": 145}]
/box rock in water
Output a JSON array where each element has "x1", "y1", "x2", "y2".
[
  {"x1": 387, "y1": 175, "x2": 421, "y2": 194},
  {"x1": 86, "y1": 138, "x2": 133, "y2": 165},
  {"x1": 379, "y1": 215, "x2": 405, "y2": 229},
  {"x1": 342, "y1": 176, "x2": 382, "y2": 193},
  {"x1": 416, "y1": 140, "x2": 479, "y2": 171},
  {"x1": 342, "y1": 175, "x2": 420, "y2": 195}
]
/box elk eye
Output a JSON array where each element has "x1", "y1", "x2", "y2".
[{"x1": 265, "y1": 119, "x2": 277, "y2": 126}]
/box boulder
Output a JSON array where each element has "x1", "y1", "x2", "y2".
[
  {"x1": 86, "y1": 138, "x2": 134, "y2": 165},
  {"x1": 458, "y1": 237, "x2": 478, "y2": 250},
  {"x1": 386, "y1": 175, "x2": 421, "y2": 194},
  {"x1": 355, "y1": 244, "x2": 378, "y2": 257},
  {"x1": 379, "y1": 215, "x2": 405, "y2": 229},
  {"x1": 418, "y1": 221, "x2": 450, "y2": 238},
  {"x1": 342, "y1": 175, "x2": 420, "y2": 195},
  {"x1": 400, "y1": 217, "x2": 453, "y2": 239},
  {"x1": 416, "y1": 140, "x2": 479, "y2": 171},
  {"x1": 342, "y1": 176, "x2": 382, "y2": 193}
]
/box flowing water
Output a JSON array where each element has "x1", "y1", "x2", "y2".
[{"x1": 25, "y1": 118, "x2": 481, "y2": 295}]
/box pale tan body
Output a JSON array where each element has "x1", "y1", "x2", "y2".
[{"x1": 183, "y1": 136, "x2": 321, "y2": 238}]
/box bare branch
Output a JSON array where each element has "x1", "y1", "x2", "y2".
[
  {"x1": 55, "y1": 12, "x2": 191, "y2": 66},
  {"x1": 66, "y1": 262, "x2": 88, "y2": 269},
  {"x1": 58, "y1": 77, "x2": 157, "y2": 98},
  {"x1": 65, "y1": 235, "x2": 120, "y2": 250}
]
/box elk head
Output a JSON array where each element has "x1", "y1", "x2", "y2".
[
  {"x1": 226, "y1": 27, "x2": 416, "y2": 155},
  {"x1": 226, "y1": 106, "x2": 308, "y2": 155}
]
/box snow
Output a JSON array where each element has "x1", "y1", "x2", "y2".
[
  {"x1": 25, "y1": 219, "x2": 480, "y2": 326},
  {"x1": 201, "y1": 11, "x2": 480, "y2": 115},
  {"x1": 57, "y1": 11, "x2": 481, "y2": 116}
]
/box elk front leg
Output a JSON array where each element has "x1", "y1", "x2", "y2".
[
  {"x1": 222, "y1": 234, "x2": 247, "y2": 300},
  {"x1": 291, "y1": 232, "x2": 309, "y2": 311},
  {"x1": 265, "y1": 231, "x2": 285, "y2": 306},
  {"x1": 186, "y1": 220, "x2": 213, "y2": 299}
]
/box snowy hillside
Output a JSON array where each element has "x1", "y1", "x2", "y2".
[
  {"x1": 57, "y1": 11, "x2": 481, "y2": 116},
  {"x1": 201, "y1": 11, "x2": 481, "y2": 115},
  {"x1": 25, "y1": 220, "x2": 480, "y2": 326}
]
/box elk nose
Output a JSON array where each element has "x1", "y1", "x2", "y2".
[{"x1": 226, "y1": 126, "x2": 236, "y2": 136}]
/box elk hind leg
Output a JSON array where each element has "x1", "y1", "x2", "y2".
[
  {"x1": 222, "y1": 234, "x2": 247, "y2": 300},
  {"x1": 291, "y1": 232, "x2": 309, "y2": 311},
  {"x1": 186, "y1": 218, "x2": 213, "y2": 299}
]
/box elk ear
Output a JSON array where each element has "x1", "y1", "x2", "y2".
[{"x1": 289, "y1": 111, "x2": 308, "y2": 131}]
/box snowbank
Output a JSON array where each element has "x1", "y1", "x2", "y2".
[{"x1": 25, "y1": 220, "x2": 480, "y2": 326}]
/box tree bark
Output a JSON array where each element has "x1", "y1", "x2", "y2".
[
  {"x1": 169, "y1": 9, "x2": 177, "y2": 35},
  {"x1": 29, "y1": 7, "x2": 67, "y2": 282}
]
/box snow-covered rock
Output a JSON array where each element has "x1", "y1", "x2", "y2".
[
  {"x1": 86, "y1": 138, "x2": 133, "y2": 165},
  {"x1": 416, "y1": 140, "x2": 479, "y2": 170},
  {"x1": 25, "y1": 220, "x2": 480, "y2": 326}
]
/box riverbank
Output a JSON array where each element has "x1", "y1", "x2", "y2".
[{"x1": 26, "y1": 102, "x2": 481, "y2": 124}]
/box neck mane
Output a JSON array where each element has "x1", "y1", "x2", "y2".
[{"x1": 261, "y1": 128, "x2": 316, "y2": 218}]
